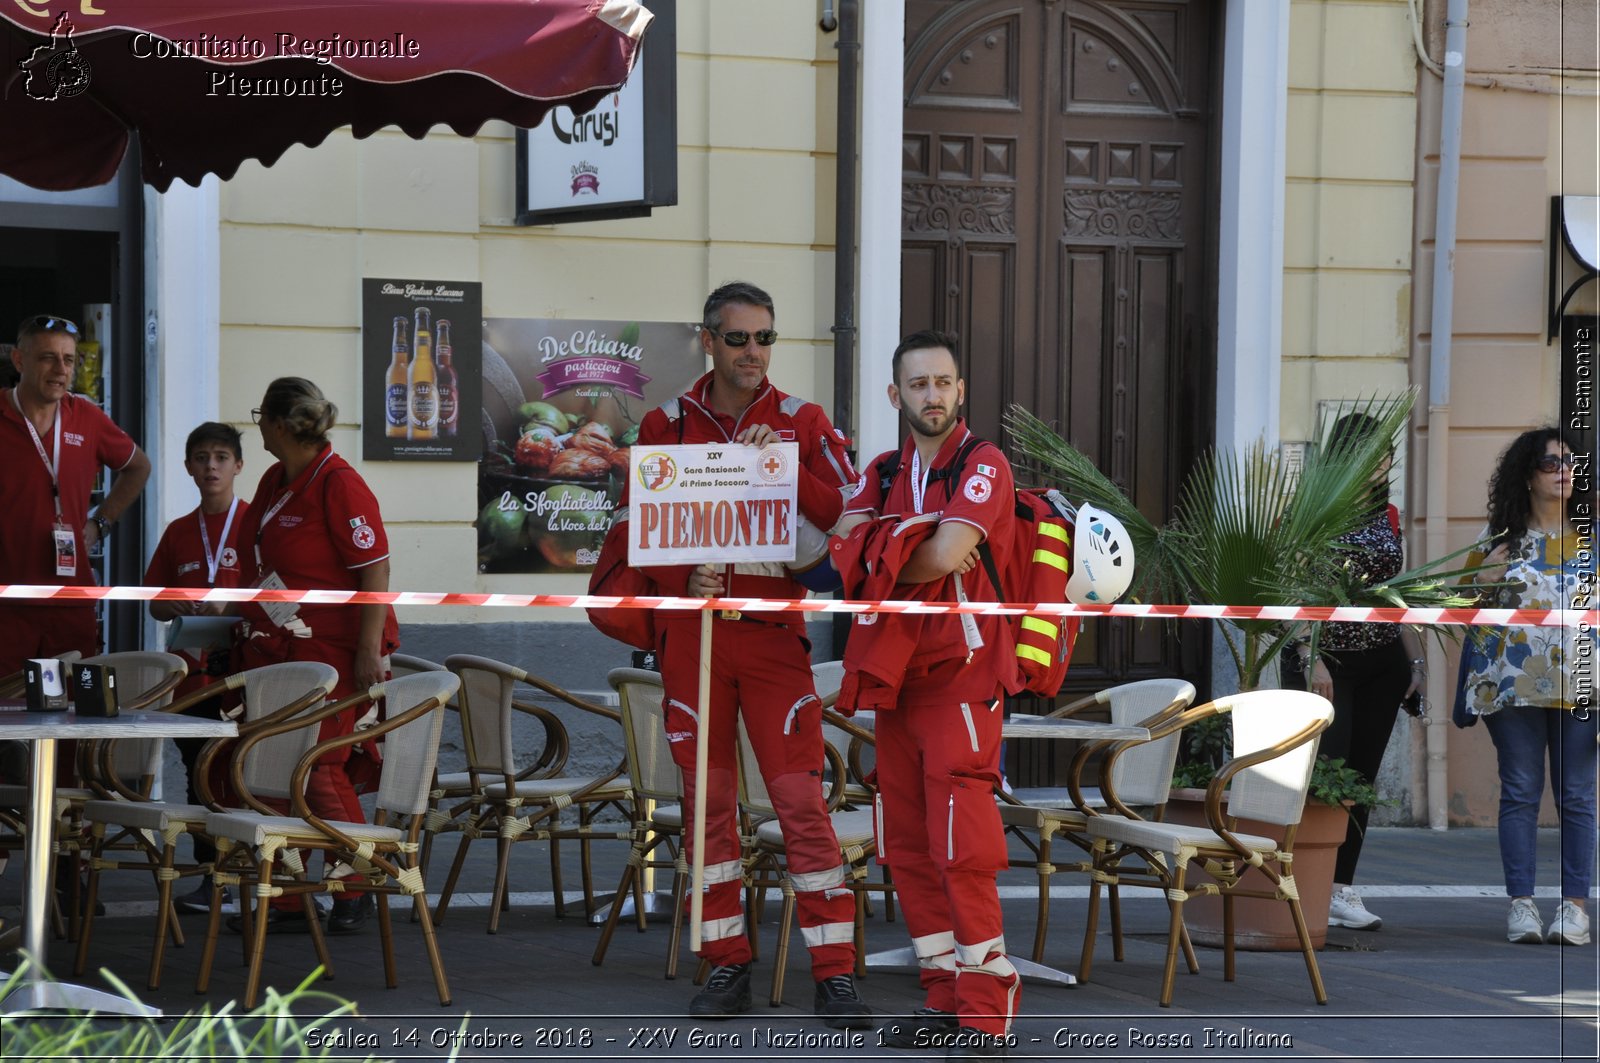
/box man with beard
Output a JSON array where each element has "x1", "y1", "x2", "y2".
[
  {"x1": 836, "y1": 330, "x2": 1021, "y2": 1061},
  {"x1": 628, "y1": 281, "x2": 871, "y2": 1028}
]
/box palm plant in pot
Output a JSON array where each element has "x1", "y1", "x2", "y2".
[
  {"x1": 1007, "y1": 392, "x2": 1483, "y2": 947},
  {"x1": 1009, "y1": 391, "x2": 1479, "y2": 694}
]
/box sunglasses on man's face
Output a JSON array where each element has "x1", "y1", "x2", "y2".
[
  {"x1": 1535, "y1": 454, "x2": 1576, "y2": 473},
  {"x1": 708, "y1": 328, "x2": 778, "y2": 349},
  {"x1": 27, "y1": 315, "x2": 80, "y2": 336}
]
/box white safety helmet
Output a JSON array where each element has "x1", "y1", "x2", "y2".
[{"x1": 1066, "y1": 504, "x2": 1134, "y2": 605}]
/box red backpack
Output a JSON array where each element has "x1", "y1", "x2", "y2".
[{"x1": 586, "y1": 515, "x2": 657, "y2": 651}]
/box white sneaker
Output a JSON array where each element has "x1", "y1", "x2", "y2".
[
  {"x1": 1328, "y1": 885, "x2": 1382, "y2": 930},
  {"x1": 1507, "y1": 898, "x2": 1544, "y2": 943},
  {"x1": 1545, "y1": 900, "x2": 1591, "y2": 946}
]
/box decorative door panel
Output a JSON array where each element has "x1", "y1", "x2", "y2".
[{"x1": 904, "y1": 0, "x2": 1217, "y2": 713}]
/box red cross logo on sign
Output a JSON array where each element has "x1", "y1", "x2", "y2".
[{"x1": 756, "y1": 449, "x2": 789, "y2": 483}]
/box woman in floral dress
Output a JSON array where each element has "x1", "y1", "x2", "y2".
[{"x1": 1461, "y1": 427, "x2": 1595, "y2": 946}]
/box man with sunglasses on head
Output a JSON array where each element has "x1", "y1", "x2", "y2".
[
  {"x1": 623, "y1": 281, "x2": 870, "y2": 1027},
  {"x1": 0, "y1": 315, "x2": 151, "y2": 776},
  {"x1": 0, "y1": 314, "x2": 151, "y2": 670}
]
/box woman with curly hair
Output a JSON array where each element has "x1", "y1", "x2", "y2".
[{"x1": 1460, "y1": 427, "x2": 1595, "y2": 946}]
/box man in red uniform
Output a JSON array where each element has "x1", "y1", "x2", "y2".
[
  {"x1": 144, "y1": 421, "x2": 251, "y2": 913},
  {"x1": 0, "y1": 314, "x2": 151, "y2": 787},
  {"x1": 0, "y1": 314, "x2": 151, "y2": 677},
  {"x1": 838, "y1": 331, "x2": 1021, "y2": 1061},
  {"x1": 628, "y1": 281, "x2": 870, "y2": 1027}
]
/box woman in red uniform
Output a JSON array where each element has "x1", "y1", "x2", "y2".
[{"x1": 237, "y1": 376, "x2": 399, "y2": 934}]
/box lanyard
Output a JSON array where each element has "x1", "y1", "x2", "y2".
[
  {"x1": 197, "y1": 498, "x2": 240, "y2": 586},
  {"x1": 253, "y1": 449, "x2": 335, "y2": 570},
  {"x1": 910, "y1": 447, "x2": 927, "y2": 514},
  {"x1": 11, "y1": 389, "x2": 63, "y2": 520}
]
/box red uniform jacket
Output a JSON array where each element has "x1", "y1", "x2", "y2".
[
  {"x1": 842, "y1": 421, "x2": 1021, "y2": 708},
  {"x1": 628, "y1": 371, "x2": 857, "y2": 630}
]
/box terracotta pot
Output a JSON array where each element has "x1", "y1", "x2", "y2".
[{"x1": 1162, "y1": 787, "x2": 1350, "y2": 951}]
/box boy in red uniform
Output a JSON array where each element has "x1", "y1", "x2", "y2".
[
  {"x1": 144, "y1": 422, "x2": 250, "y2": 912},
  {"x1": 626, "y1": 281, "x2": 870, "y2": 1027},
  {"x1": 837, "y1": 331, "x2": 1021, "y2": 1061}
]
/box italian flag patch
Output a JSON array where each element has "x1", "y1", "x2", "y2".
[{"x1": 976, "y1": 463, "x2": 997, "y2": 477}]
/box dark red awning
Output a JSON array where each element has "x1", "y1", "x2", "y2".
[{"x1": 0, "y1": 0, "x2": 651, "y2": 191}]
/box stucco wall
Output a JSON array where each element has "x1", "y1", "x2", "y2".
[
  {"x1": 211, "y1": 3, "x2": 841, "y2": 633},
  {"x1": 1409, "y1": 0, "x2": 1598, "y2": 825},
  {"x1": 1281, "y1": 0, "x2": 1420, "y2": 445},
  {"x1": 1282, "y1": 0, "x2": 1422, "y2": 824}
]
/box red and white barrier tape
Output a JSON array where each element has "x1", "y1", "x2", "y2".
[{"x1": 0, "y1": 583, "x2": 1592, "y2": 627}]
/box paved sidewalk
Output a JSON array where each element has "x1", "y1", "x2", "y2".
[{"x1": 3, "y1": 827, "x2": 1597, "y2": 1061}]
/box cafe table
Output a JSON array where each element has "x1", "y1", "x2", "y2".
[
  {"x1": 855, "y1": 712, "x2": 1151, "y2": 986},
  {"x1": 0, "y1": 704, "x2": 236, "y2": 1015}
]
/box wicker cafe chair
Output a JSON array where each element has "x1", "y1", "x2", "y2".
[
  {"x1": 1079, "y1": 689, "x2": 1336, "y2": 1007},
  {"x1": 386, "y1": 654, "x2": 456, "y2": 877},
  {"x1": 0, "y1": 651, "x2": 188, "y2": 941},
  {"x1": 591, "y1": 667, "x2": 692, "y2": 978},
  {"x1": 817, "y1": 705, "x2": 897, "y2": 936},
  {"x1": 71, "y1": 661, "x2": 338, "y2": 990},
  {"x1": 735, "y1": 715, "x2": 874, "y2": 1008},
  {"x1": 996, "y1": 677, "x2": 1196, "y2": 966},
  {"x1": 432, "y1": 654, "x2": 630, "y2": 932},
  {"x1": 198, "y1": 671, "x2": 460, "y2": 1008}
]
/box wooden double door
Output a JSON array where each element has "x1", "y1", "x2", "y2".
[{"x1": 902, "y1": 0, "x2": 1219, "y2": 709}]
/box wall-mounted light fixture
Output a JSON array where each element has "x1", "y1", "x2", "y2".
[{"x1": 1549, "y1": 195, "x2": 1598, "y2": 341}]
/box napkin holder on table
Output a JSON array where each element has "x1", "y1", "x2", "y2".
[
  {"x1": 23, "y1": 657, "x2": 68, "y2": 712},
  {"x1": 71, "y1": 662, "x2": 118, "y2": 718}
]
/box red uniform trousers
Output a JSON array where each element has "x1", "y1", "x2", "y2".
[
  {"x1": 237, "y1": 627, "x2": 369, "y2": 907},
  {"x1": 660, "y1": 615, "x2": 856, "y2": 977},
  {"x1": 875, "y1": 696, "x2": 1019, "y2": 1036}
]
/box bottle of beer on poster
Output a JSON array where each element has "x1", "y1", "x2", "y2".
[
  {"x1": 385, "y1": 315, "x2": 410, "y2": 439},
  {"x1": 408, "y1": 306, "x2": 438, "y2": 440},
  {"x1": 435, "y1": 318, "x2": 459, "y2": 438}
]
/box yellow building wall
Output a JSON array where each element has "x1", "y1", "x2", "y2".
[
  {"x1": 1282, "y1": 0, "x2": 1420, "y2": 446},
  {"x1": 1409, "y1": 0, "x2": 1599, "y2": 825},
  {"x1": 212, "y1": 3, "x2": 840, "y2": 628}
]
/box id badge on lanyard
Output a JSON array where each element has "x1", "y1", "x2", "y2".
[
  {"x1": 53, "y1": 522, "x2": 76, "y2": 577},
  {"x1": 254, "y1": 479, "x2": 303, "y2": 629},
  {"x1": 13, "y1": 391, "x2": 74, "y2": 576}
]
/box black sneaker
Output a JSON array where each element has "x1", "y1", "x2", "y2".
[
  {"x1": 327, "y1": 894, "x2": 374, "y2": 935},
  {"x1": 879, "y1": 1007, "x2": 960, "y2": 1049},
  {"x1": 688, "y1": 962, "x2": 752, "y2": 1019},
  {"x1": 946, "y1": 1027, "x2": 1011, "y2": 1061},
  {"x1": 812, "y1": 972, "x2": 871, "y2": 1029},
  {"x1": 175, "y1": 879, "x2": 236, "y2": 915}
]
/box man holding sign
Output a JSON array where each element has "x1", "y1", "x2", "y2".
[{"x1": 628, "y1": 281, "x2": 869, "y2": 1027}]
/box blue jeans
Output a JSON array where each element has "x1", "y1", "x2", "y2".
[{"x1": 1483, "y1": 705, "x2": 1599, "y2": 899}]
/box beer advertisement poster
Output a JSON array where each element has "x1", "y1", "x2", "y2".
[
  {"x1": 476, "y1": 318, "x2": 703, "y2": 574},
  {"x1": 628, "y1": 443, "x2": 799, "y2": 566},
  {"x1": 362, "y1": 278, "x2": 483, "y2": 462}
]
